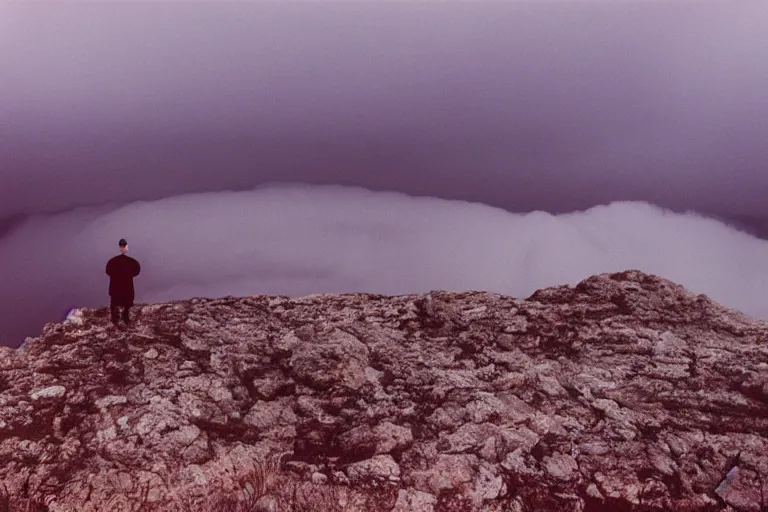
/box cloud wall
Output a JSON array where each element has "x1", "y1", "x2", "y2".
[{"x1": 1, "y1": 184, "x2": 766, "y2": 347}]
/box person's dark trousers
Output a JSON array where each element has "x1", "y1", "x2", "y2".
[{"x1": 110, "y1": 297, "x2": 132, "y2": 324}]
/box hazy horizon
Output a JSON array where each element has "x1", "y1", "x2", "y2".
[
  {"x1": 2, "y1": 2, "x2": 767, "y2": 346},
  {"x1": 2, "y1": 184, "x2": 768, "y2": 347}
]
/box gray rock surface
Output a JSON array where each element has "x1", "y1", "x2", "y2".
[{"x1": 1, "y1": 270, "x2": 767, "y2": 511}]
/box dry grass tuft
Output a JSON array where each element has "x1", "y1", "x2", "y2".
[{"x1": 0, "y1": 483, "x2": 49, "y2": 512}]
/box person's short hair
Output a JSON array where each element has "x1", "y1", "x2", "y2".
[{"x1": 119, "y1": 239, "x2": 128, "y2": 247}]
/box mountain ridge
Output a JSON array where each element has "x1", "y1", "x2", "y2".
[{"x1": 1, "y1": 270, "x2": 767, "y2": 511}]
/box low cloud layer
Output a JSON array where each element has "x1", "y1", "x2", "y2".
[{"x1": 1, "y1": 184, "x2": 767, "y2": 347}]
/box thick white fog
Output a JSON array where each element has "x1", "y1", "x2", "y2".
[{"x1": 0, "y1": 184, "x2": 767, "y2": 347}]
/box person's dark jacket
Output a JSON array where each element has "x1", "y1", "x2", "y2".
[{"x1": 106, "y1": 254, "x2": 141, "y2": 306}]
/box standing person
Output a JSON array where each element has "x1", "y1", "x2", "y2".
[{"x1": 106, "y1": 238, "x2": 141, "y2": 326}]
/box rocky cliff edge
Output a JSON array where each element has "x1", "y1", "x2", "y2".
[{"x1": 1, "y1": 270, "x2": 767, "y2": 511}]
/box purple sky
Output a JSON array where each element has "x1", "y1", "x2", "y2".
[
  {"x1": 2, "y1": 2, "x2": 768, "y2": 346},
  {"x1": 1, "y1": 2, "x2": 767, "y2": 222}
]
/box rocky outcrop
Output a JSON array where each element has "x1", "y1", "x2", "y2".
[{"x1": 1, "y1": 270, "x2": 767, "y2": 511}]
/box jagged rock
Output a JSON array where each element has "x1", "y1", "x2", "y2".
[
  {"x1": 1, "y1": 270, "x2": 767, "y2": 511},
  {"x1": 393, "y1": 488, "x2": 437, "y2": 512}
]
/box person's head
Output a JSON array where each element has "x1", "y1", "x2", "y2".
[{"x1": 119, "y1": 238, "x2": 128, "y2": 254}]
